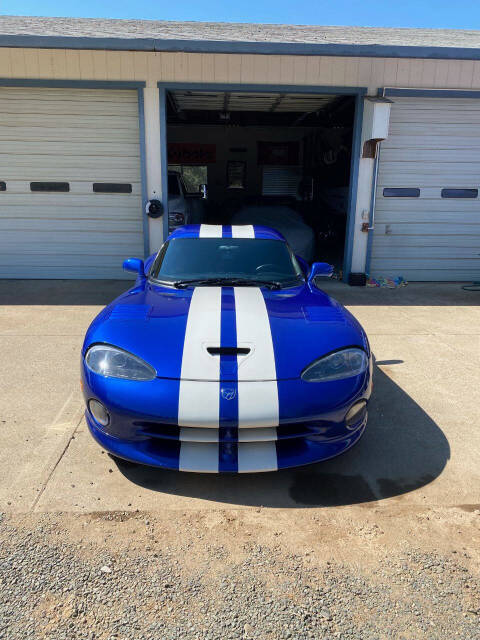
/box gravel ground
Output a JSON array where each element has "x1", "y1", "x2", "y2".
[{"x1": 1, "y1": 511, "x2": 479, "y2": 640}]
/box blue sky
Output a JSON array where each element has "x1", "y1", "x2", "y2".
[{"x1": 2, "y1": 0, "x2": 480, "y2": 30}]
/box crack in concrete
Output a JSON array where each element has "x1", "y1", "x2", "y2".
[{"x1": 30, "y1": 411, "x2": 84, "y2": 513}]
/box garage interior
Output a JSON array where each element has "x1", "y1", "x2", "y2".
[{"x1": 166, "y1": 90, "x2": 356, "y2": 271}]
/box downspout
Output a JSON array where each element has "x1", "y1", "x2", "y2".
[{"x1": 365, "y1": 142, "x2": 381, "y2": 277}]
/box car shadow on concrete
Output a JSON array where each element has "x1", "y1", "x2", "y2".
[
  {"x1": 0, "y1": 279, "x2": 131, "y2": 305},
  {"x1": 114, "y1": 363, "x2": 450, "y2": 508}
]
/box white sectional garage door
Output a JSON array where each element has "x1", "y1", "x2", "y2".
[
  {"x1": 372, "y1": 97, "x2": 480, "y2": 281},
  {"x1": 0, "y1": 87, "x2": 144, "y2": 278}
]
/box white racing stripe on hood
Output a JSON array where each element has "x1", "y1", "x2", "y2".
[
  {"x1": 234, "y1": 287, "x2": 279, "y2": 428},
  {"x1": 232, "y1": 225, "x2": 255, "y2": 238},
  {"x1": 178, "y1": 287, "x2": 221, "y2": 428},
  {"x1": 199, "y1": 224, "x2": 223, "y2": 237}
]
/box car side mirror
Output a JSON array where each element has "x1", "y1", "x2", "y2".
[
  {"x1": 308, "y1": 262, "x2": 334, "y2": 286},
  {"x1": 123, "y1": 257, "x2": 145, "y2": 277}
]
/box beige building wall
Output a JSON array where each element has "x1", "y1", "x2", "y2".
[{"x1": 2, "y1": 48, "x2": 480, "y2": 93}]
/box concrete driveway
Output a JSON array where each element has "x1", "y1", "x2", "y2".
[{"x1": 0, "y1": 279, "x2": 479, "y2": 514}]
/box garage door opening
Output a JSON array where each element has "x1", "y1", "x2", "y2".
[{"x1": 165, "y1": 89, "x2": 356, "y2": 272}]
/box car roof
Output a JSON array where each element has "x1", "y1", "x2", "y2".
[{"x1": 167, "y1": 224, "x2": 286, "y2": 242}]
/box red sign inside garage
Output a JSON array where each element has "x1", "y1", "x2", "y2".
[{"x1": 168, "y1": 143, "x2": 216, "y2": 164}]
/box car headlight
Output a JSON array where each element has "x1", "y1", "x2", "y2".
[
  {"x1": 85, "y1": 344, "x2": 156, "y2": 381},
  {"x1": 301, "y1": 348, "x2": 368, "y2": 382}
]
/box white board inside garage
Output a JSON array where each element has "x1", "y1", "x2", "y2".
[
  {"x1": 371, "y1": 96, "x2": 480, "y2": 282},
  {"x1": 0, "y1": 87, "x2": 144, "y2": 279}
]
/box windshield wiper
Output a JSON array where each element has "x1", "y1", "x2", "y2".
[{"x1": 173, "y1": 277, "x2": 282, "y2": 290}]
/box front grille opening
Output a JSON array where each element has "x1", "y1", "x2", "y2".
[{"x1": 207, "y1": 347, "x2": 250, "y2": 356}]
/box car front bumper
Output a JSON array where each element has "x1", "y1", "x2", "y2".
[
  {"x1": 86, "y1": 412, "x2": 367, "y2": 472},
  {"x1": 82, "y1": 365, "x2": 371, "y2": 473}
]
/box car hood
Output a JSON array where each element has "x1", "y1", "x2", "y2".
[{"x1": 83, "y1": 282, "x2": 368, "y2": 381}]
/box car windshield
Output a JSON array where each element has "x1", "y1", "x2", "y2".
[{"x1": 150, "y1": 237, "x2": 304, "y2": 288}]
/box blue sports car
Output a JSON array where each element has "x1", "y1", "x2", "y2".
[{"x1": 81, "y1": 224, "x2": 372, "y2": 473}]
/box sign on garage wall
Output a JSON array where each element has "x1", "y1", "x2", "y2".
[{"x1": 167, "y1": 143, "x2": 216, "y2": 164}]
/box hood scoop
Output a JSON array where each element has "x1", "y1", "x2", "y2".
[
  {"x1": 206, "y1": 345, "x2": 252, "y2": 379},
  {"x1": 207, "y1": 347, "x2": 250, "y2": 356}
]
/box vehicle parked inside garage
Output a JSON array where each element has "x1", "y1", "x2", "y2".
[
  {"x1": 230, "y1": 200, "x2": 315, "y2": 263},
  {"x1": 167, "y1": 169, "x2": 207, "y2": 232}
]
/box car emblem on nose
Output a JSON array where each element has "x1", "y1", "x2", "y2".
[{"x1": 221, "y1": 388, "x2": 237, "y2": 401}]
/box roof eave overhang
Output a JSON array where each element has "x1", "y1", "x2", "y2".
[{"x1": 0, "y1": 34, "x2": 480, "y2": 60}]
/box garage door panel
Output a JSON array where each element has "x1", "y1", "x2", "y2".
[
  {"x1": 0, "y1": 206, "x2": 140, "y2": 220},
  {"x1": 390, "y1": 112, "x2": 480, "y2": 124},
  {"x1": 369, "y1": 267, "x2": 480, "y2": 282},
  {"x1": 389, "y1": 98, "x2": 480, "y2": 108},
  {"x1": 2, "y1": 184, "x2": 141, "y2": 197},
  {"x1": 390, "y1": 104, "x2": 480, "y2": 118},
  {"x1": 371, "y1": 246, "x2": 480, "y2": 259},
  {"x1": 378, "y1": 166, "x2": 480, "y2": 186},
  {"x1": 374, "y1": 211, "x2": 480, "y2": 224},
  {"x1": 0, "y1": 265, "x2": 136, "y2": 279},
  {"x1": 0, "y1": 156, "x2": 141, "y2": 169},
  {"x1": 378, "y1": 148, "x2": 480, "y2": 163},
  {"x1": 0, "y1": 253, "x2": 140, "y2": 268},
  {"x1": 0, "y1": 191, "x2": 141, "y2": 205},
  {"x1": 375, "y1": 223, "x2": 480, "y2": 236},
  {"x1": 1, "y1": 240, "x2": 144, "y2": 254},
  {"x1": 382, "y1": 135, "x2": 480, "y2": 150},
  {"x1": 0, "y1": 114, "x2": 141, "y2": 129},
  {"x1": 379, "y1": 160, "x2": 480, "y2": 175},
  {"x1": 0, "y1": 167, "x2": 140, "y2": 181},
  {"x1": 389, "y1": 122, "x2": 480, "y2": 136},
  {"x1": 0, "y1": 127, "x2": 140, "y2": 143},
  {"x1": 0, "y1": 230, "x2": 143, "y2": 243},
  {"x1": 0, "y1": 87, "x2": 143, "y2": 279},
  {"x1": 0, "y1": 98, "x2": 139, "y2": 117},
  {"x1": 3, "y1": 141, "x2": 140, "y2": 157},
  {"x1": 0, "y1": 87, "x2": 138, "y2": 102},
  {"x1": 375, "y1": 198, "x2": 480, "y2": 212},
  {"x1": 371, "y1": 257, "x2": 480, "y2": 270},
  {"x1": 372, "y1": 96, "x2": 480, "y2": 281},
  {"x1": 0, "y1": 218, "x2": 141, "y2": 233},
  {"x1": 372, "y1": 234, "x2": 479, "y2": 248}
]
